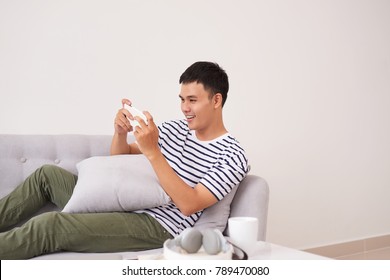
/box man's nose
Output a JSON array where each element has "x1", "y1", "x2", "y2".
[{"x1": 181, "y1": 101, "x2": 190, "y2": 112}]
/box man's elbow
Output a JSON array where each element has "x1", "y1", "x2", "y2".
[
  {"x1": 179, "y1": 205, "x2": 199, "y2": 217},
  {"x1": 178, "y1": 201, "x2": 210, "y2": 216}
]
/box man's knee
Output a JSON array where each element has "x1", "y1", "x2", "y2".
[
  {"x1": 29, "y1": 212, "x2": 60, "y2": 231},
  {"x1": 38, "y1": 164, "x2": 60, "y2": 176},
  {"x1": 35, "y1": 165, "x2": 65, "y2": 186}
]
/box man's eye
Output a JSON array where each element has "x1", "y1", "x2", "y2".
[{"x1": 190, "y1": 99, "x2": 196, "y2": 103}]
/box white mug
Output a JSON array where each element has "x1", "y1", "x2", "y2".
[{"x1": 228, "y1": 217, "x2": 258, "y2": 256}]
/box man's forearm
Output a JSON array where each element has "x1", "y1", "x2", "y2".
[
  {"x1": 148, "y1": 151, "x2": 217, "y2": 216},
  {"x1": 110, "y1": 133, "x2": 131, "y2": 155}
]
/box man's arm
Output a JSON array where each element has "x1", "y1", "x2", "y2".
[
  {"x1": 110, "y1": 133, "x2": 141, "y2": 155},
  {"x1": 133, "y1": 113, "x2": 218, "y2": 216},
  {"x1": 149, "y1": 151, "x2": 218, "y2": 216}
]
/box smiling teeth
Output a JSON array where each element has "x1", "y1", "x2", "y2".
[{"x1": 186, "y1": 115, "x2": 195, "y2": 119}]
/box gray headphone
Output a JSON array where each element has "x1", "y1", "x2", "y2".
[{"x1": 174, "y1": 228, "x2": 228, "y2": 255}]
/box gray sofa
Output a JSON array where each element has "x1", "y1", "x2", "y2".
[{"x1": 0, "y1": 134, "x2": 269, "y2": 259}]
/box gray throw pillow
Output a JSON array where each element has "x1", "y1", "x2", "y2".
[
  {"x1": 62, "y1": 155, "x2": 171, "y2": 213},
  {"x1": 194, "y1": 184, "x2": 239, "y2": 232}
]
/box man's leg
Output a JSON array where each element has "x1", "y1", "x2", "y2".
[
  {"x1": 0, "y1": 211, "x2": 172, "y2": 259},
  {"x1": 0, "y1": 165, "x2": 77, "y2": 231}
]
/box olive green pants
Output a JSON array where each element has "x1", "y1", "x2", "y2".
[{"x1": 0, "y1": 165, "x2": 172, "y2": 259}]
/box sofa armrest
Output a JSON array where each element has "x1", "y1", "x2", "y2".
[{"x1": 226, "y1": 175, "x2": 269, "y2": 241}]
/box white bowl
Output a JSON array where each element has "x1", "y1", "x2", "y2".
[{"x1": 163, "y1": 239, "x2": 233, "y2": 260}]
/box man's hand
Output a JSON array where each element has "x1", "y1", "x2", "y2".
[
  {"x1": 111, "y1": 98, "x2": 143, "y2": 155},
  {"x1": 133, "y1": 111, "x2": 160, "y2": 160},
  {"x1": 114, "y1": 98, "x2": 133, "y2": 134}
]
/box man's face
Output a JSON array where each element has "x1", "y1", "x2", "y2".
[{"x1": 179, "y1": 82, "x2": 215, "y2": 132}]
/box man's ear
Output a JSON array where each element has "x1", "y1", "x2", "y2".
[{"x1": 213, "y1": 93, "x2": 224, "y2": 109}]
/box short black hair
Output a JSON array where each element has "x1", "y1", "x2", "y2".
[{"x1": 179, "y1": 61, "x2": 229, "y2": 107}]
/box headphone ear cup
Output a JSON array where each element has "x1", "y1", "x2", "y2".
[
  {"x1": 202, "y1": 229, "x2": 224, "y2": 255},
  {"x1": 176, "y1": 228, "x2": 203, "y2": 254}
]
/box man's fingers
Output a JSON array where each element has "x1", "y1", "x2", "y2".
[
  {"x1": 134, "y1": 116, "x2": 147, "y2": 129},
  {"x1": 143, "y1": 111, "x2": 154, "y2": 126},
  {"x1": 121, "y1": 98, "x2": 132, "y2": 108},
  {"x1": 116, "y1": 109, "x2": 133, "y2": 131}
]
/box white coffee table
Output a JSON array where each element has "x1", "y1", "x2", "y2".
[
  {"x1": 248, "y1": 241, "x2": 329, "y2": 260},
  {"x1": 132, "y1": 241, "x2": 329, "y2": 260}
]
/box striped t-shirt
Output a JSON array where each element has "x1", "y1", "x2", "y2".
[{"x1": 137, "y1": 119, "x2": 249, "y2": 236}]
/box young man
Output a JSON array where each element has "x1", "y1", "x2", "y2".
[{"x1": 0, "y1": 61, "x2": 249, "y2": 259}]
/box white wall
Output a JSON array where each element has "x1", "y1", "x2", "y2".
[{"x1": 1, "y1": 0, "x2": 389, "y2": 249}]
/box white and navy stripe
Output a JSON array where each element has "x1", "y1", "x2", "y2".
[{"x1": 137, "y1": 119, "x2": 249, "y2": 236}]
